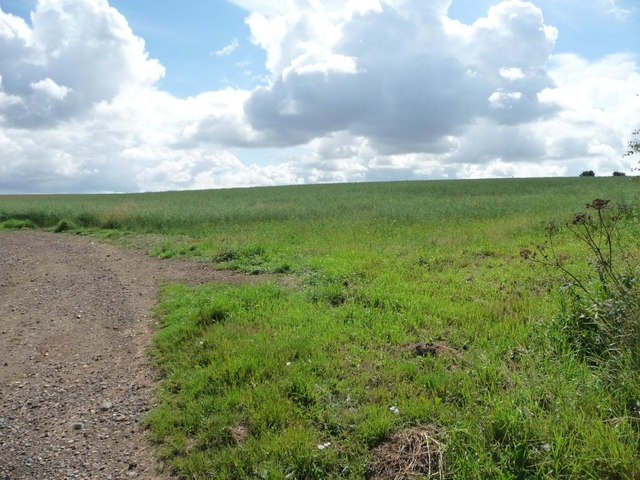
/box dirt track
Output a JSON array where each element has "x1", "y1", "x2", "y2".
[{"x1": 0, "y1": 231, "x2": 251, "y2": 480}]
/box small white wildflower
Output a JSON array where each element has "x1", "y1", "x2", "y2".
[
  {"x1": 389, "y1": 406, "x2": 400, "y2": 415},
  {"x1": 541, "y1": 443, "x2": 551, "y2": 452},
  {"x1": 286, "y1": 362, "x2": 292, "y2": 367},
  {"x1": 317, "y1": 442, "x2": 331, "y2": 450}
]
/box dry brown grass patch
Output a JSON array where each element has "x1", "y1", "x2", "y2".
[
  {"x1": 368, "y1": 425, "x2": 446, "y2": 480},
  {"x1": 408, "y1": 341, "x2": 461, "y2": 359},
  {"x1": 230, "y1": 424, "x2": 249, "y2": 444}
]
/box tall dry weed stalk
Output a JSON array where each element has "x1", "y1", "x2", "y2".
[{"x1": 522, "y1": 199, "x2": 639, "y2": 367}]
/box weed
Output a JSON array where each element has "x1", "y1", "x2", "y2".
[
  {"x1": 214, "y1": 248, "x2": 240, "y2": 262},
  {"x1": 52, "y1": 219, "x2": 76, "y2": 233},
  {"x1": 524, "y1": 199, "x2": 640, "y2": 366}
]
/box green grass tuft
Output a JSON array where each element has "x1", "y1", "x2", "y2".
[{"x1": 0, "y1": 218, "x2": 36, "y2": 230}]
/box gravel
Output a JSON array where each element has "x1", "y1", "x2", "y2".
[{"x1": 0, "y1": 231, "x2": 255, "y2": 480}]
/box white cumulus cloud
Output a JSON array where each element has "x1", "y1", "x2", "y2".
[
  {"x1": 0, "y1": 0, "x2": 164, "y2": 128},
  {"x1": 213, "y1": 38, "x2": 239, "y2": 57},
  {"x1": 241, "y1": 0, "x2": 559, "y2": 152},
  {"x1": 30, "y1": 78, "x2": 71, "y2": 100}
]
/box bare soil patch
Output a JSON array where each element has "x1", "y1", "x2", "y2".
[{"x1": 0, "y1": 231, "x2": 257, "y2": 480}]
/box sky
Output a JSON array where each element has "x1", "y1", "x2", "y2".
[{"x1": 0, "y1": 0, "x2": 638, "y2": 193}]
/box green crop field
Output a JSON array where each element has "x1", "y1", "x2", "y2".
[{"x1": 2, "y1": 177, "x2": 639, "y2": 479}]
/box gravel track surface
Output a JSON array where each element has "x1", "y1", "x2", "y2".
[{"x1": 0, "y1": 231, "x2": 251, "y2": 480}]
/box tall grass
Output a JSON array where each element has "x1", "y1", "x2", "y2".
[{"x1": 1, "y1": 178, "x2": 638, "y2": 232}]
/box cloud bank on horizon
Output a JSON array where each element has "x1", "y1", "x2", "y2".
[{"x1": 0, "y1": 0, "x2": 638, "y2": 193}]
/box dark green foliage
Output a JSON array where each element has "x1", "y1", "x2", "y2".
[
  {"x1": 53, "y1": 219, "x2": 76, "y2": 232},
  {"x1": 612, "y1": 171, "x2": 626, "y2": 176},
  {"x1": 214, "y1": 248, "x2": 240, "y2": 262},
  {"x1": 211, "y1": 245, "x2": 291, "y2": 274},
  {"x1": 580, "y1": 170, "x2": 595, "y2": 177}
]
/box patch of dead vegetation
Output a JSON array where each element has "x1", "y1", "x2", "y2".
[
  {"x1": 368, "y1": 425, "x2": 446, "y2": 480},
  {"x1": 407, "y1": 341, "x2": 461, "y2": 359},
  {"x1": 229, "y1": 424, "x2": 249, "y2": 445}
]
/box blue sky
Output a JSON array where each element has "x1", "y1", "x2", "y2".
[
  {"x1": 108, "y1": 1, "x2": 267, "y2": 96},
  {"x1": 0, "y1": 0, "x2": 638, "y2": 193}
]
